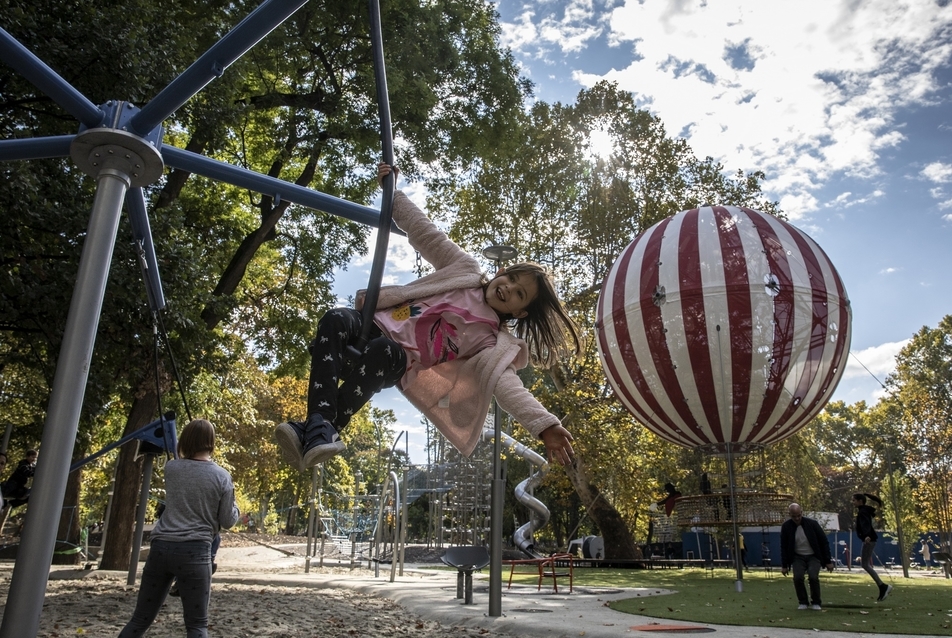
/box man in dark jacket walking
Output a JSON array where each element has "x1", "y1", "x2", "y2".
[{"x1": 780, "y1": 503, "x2": 834, "y2": 610}]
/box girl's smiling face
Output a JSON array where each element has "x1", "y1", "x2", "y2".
[{"x1": 485, "y1": 270, "x2": 539, "y2": 318}]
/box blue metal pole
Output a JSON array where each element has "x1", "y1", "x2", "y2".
[
  {"x1": 162, "y1": 146, "x2": 397, "y2": 231},
  {"x1": 0, "y1": 27, "x2": 104, "y2": 128},
  {"x1": 354, "y1": 0, "x2": 395, "y2": 350},
  {"x1": 0, "y1": 135, "x2": 73, "y2": 161},
  {"x1": 125, "y1": 188, "x2": 167, "y2": 312},
  {"x1": 129, "y1": 0, "x2": 309, "y2": 136}
]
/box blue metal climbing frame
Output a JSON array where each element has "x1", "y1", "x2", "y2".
[{"x1": 0, "y1": 1, "x2": 394, "y2": 634}]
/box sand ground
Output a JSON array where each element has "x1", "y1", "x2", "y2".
[{"x1": 0, "y1": 532, "x2": 526, "y2": 638}]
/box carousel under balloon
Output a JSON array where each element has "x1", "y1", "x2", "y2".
[{"x1": 596, "y1": 205, "x2": 851, "y2": 451}]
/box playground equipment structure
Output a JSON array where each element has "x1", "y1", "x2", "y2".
[
  {"x1": 649, "y1": 445, "x2": 792, "y2": 566},
  {"x1": 0, "y1": 1, "x2": 563, "y2": 627},
  {"x1": 0, "y1": 1, "x2": 399, "y2": 634}
]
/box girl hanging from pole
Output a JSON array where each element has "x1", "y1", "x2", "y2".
[
  {"x1": 852, "y1": 492, "x2": 892, "y2": 601},
  {"x1": 276, "y1": 163, "x2": 581, "y2": 471}
]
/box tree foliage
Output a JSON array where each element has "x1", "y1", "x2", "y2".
[{"x1": 886, "y1": 315, "x2": 952, "y2": 546}]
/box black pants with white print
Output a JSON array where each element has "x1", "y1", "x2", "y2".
[{"x1": 307, "y1": 308, "x2": 407, "y2": 432}]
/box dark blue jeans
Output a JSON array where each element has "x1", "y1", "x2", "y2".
[
  {"x1": 791, "y1": 554, "x2": 822, "y2": 606},
  {"x1": 861, "y1": 541, "x2": 884, "y2": 586},
  {"x1": 118, "y1": 539, "x2": 212, "y2": 638}
]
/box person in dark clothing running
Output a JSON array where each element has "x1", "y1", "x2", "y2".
[
  {"x1": 853, "y1": 492, "x2": 892, "y2": 601},
  {"x1": 780, "y1": 503, "x2": 834, "y2": 610},
  {"x1": 0, "y1": 449, "x2": 37, "y2": 508}
]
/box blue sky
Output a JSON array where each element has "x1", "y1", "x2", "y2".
[{"x1": 336, "y1": 0, "x2": 952, "y2": 463}]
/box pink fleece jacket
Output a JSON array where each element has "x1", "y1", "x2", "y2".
[{"x1": 366, "y1": 191, "x2": 561, "y2": 456}]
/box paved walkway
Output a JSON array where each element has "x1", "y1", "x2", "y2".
[{"x1": 211, "y1": 545, "x2": 923, "y2": 638}]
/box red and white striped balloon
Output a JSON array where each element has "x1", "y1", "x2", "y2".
[{"x1": 596, "y1": 206, "x2": 851, "y2": 450}]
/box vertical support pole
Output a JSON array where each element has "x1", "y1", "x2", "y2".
[
  {"x1": 716, "y1": 324, "x2": 743, "y2": 592},
  {"x1": 389, "y1": 470, "x2": 400, "y2": 583},
  {"x1": 0, "y1": 168, "x2": 129, "y2": 638},
  {"x1": 127, "y1": 454, "x2": 155, "y2": 585},
  {"x1": 489, "y1": 400, "x2": 503, "y2": 616},
  {"x1": 399, "y1": 467, "x2": 409, "y2": 575},
  {"x1": 465, "y1": 570, "x2": 474, "y2": 605},
  {"x1": 726, "y1": 442, "x2": 744, "y2": 591},
  {"x1": 305, "y1": 465, "x2": 319, "y2": 573}
]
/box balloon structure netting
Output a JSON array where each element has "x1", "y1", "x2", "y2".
[{"x1": 674, "y1": 492, "x2": 794, "y2": 527}]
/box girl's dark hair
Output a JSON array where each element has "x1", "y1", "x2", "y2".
[
  {"x1": 853, "y1": 493, "x2": 867, "y2": 504},
  {"x1": 487, "y1": 262, "x2": 582, "y2": 367},
  {"x1": 177, "y1": 419, "x2": 216, "y2": 459}
]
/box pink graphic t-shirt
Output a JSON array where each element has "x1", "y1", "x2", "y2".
[{"x1": 375, "y1": 288, "x2": 500, "y2": 389}]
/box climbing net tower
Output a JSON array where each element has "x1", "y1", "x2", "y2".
[{"x1": 439, "y1": 437, "x2": 492, "y2": 546}]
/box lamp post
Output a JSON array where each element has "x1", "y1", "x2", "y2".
[{"x1": 482, "y1": 244, "x2": 516, "y2": 618}]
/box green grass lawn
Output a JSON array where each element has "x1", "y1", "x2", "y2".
[{"x1": 507, "y1": 567, "x2": 952, "y2": 635}]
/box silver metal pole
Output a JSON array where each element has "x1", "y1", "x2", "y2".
[
  {"x1": 0, "y1": 167, "x2": 129, "y2": 638},
  {"x1": 399, "y1": 468, "x2": 409, "y2": 575},
  {"x1": 716, "y1": 325, "x2": 744, "y2": 592},
  {"x1": 481, "y1": 245, "x2": 514, "y2": 619},
  {"x1": 372, "y1": 474, "x2": 391, "y2": 579},
  {"x1": 305, "y1": 465, "x2": 319, "y2": 573},
  {"x1": 389, "y1": 470, "x2": 400, "y2": 582},
  {"x1": 127, "y1": 454, "x2": 155, "y2": 585},
  {"x1": 489, "y1": 401, "x2": 503, "y2": 617},
  {"x1": 726, "y1": 443, "x2": 743, "y2": 591}
]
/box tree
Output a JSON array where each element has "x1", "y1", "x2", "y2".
[{"x1": 885, "y1": 315, "x2": 952, "y2": 549}]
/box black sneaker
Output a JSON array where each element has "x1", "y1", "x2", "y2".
[
  {"x1": 302, "y1": 415, "x2": 346, "y2": 467},
  {"x1": 877, "y1": 584, "x2": 892, "y2": 601},
  {"x1": 274, "y1": 421, "x2": 307, "y2": 472}
]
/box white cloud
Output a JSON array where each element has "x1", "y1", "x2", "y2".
[
  {"x1": 499, "y1": 2, "x2": 604, "y2": 56},
  {"x1": 778, "y1": 191, "x2": 820, "y2": 218},
  {"x1": 879, "y1": 267, "x2": 898, "y2": 274},
  {"x1": 922, "y1": 161, "x2": 952, "y2": 183},
  {"x1": 825, "y1": 189, "x2": 885, "y2": 209},
  {"x1": 940, "y1": 199, "x2": 952, "y2": 210},
  {"x1": 499, "y1": 10, "x2": 543, "y2": 54},
  {"x1": 843, "y1": 340, "x2": 909, "y2": 381},
  {"x1": 507, "y1": 0, "x2": 952, "y2": 218}
]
